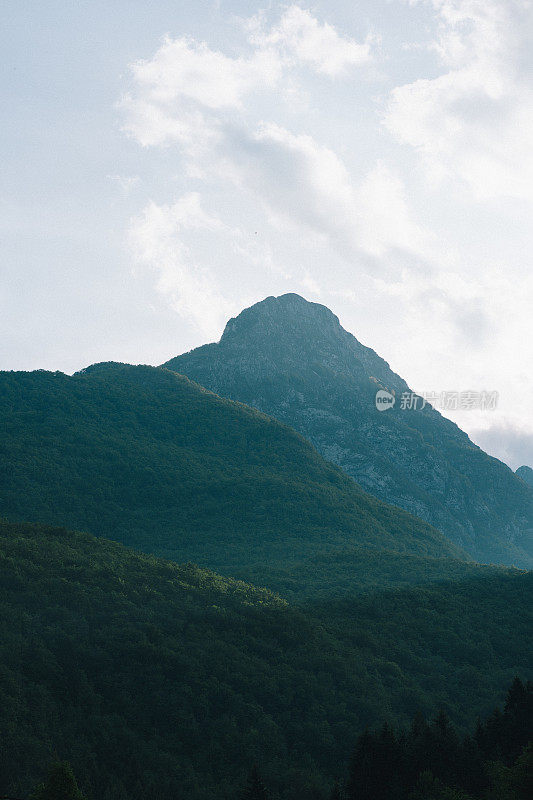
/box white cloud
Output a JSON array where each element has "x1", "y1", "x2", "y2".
[
  {"x1": 120, "y1": 92, "x2": 212, "y2": 149},
  {"x1": 165, "y1": 192, "x2": 226, "y2": 231},
  {"x1": 120, "y1": 7, "x2": 376, "y2": 148},
  {"x1": 119, "y1": 35, "x2": 281, "y2": 149},
  {"x1": 222, "y1": 123, "x2": 360, "y2": 249},
  {"x1": 119, "y1": 9, "x2": 420, "y2": 280},
  {"x1": 249, "y1": 6, "x2": 373, "y2": 77},
  {"x1": 356, "y1": 161, "x2": 430, "y2": 259},
  {"x1": 128, "y1": 35, "x2": 282, "y2": 111},
  {"x1": 129, "y1": 196, "x2": 234, "y2": 337},
  {"x1": 216, "y1": 123, "x2": 433, "y2": 276},
  {"x1": 469, "y1": 422, "x2": 533, "y2": 471},
  {"x1": 385, "y1": 0, "x2": 533, "y2": 200}
]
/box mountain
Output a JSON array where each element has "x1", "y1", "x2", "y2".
[
  {"x1": 1, "y1": 519, "x2": 531, "y2": 800},
  {"x1": 0, "y1": 363, "x2": 478, "y2": 598},
  {"x1": 164, "y1": 293, "x2": 533, "y2": 568},
  {"x1": 517, "y1": 465, "x2": 533, "y2": 488}
]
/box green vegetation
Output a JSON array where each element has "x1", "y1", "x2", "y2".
[
  {"x1": 339, "y1": 677, "x2": 533, "y2": 799},
  {"x1": 31, "y1": 762, "x2": 87, "y2": 800},
  {"x1": 0, "y1": 363, "x2": 488, "y2": 599},
  {"x1": 1, "y1": 520, "x2": 531, "y2": 800},
  {"x1": 0, "y1": 311, "x2": 531, "y2": 798}
]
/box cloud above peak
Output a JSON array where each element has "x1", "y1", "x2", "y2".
[
  {"x1": 129, "y1": 196, "x2": 234, "y2": 337},
  {"x1": 385, "y1": 0, "x2": 533, "y2": 201},
  {"x1": 120, "y1": 6, "x2": 427, "y2": 277},
  {"x1": 120, "y1": 33, "x2": 276, "y2": 149},
  {"x1": 248, "y1": 6, "x2": 374, "y2": 77},
  {"x1": 120, "y1": 6, "x2": 424, "y2": 284},
  {"x1": 128, "y1": 35, "x2": 282, "y2": 112},
  {"x1": 120, "y1": 5, "x2": 376, "y2": 148}
]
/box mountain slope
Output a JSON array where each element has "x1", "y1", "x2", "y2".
[
  {"x1": 517, "y1": 465, "x2": 533, "y2": 488},
  {"x1": 0, "y1": 363, "x2": 475, "y2": 598},
  {"x1": 164, "y1": 293, "x2": 532, "y2": 567},
  {"x1": 1, "y1": 519, "x2": 531, "y2": 800}
]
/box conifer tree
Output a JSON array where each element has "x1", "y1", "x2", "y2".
[
  {"x1": 31, "y1": 761, "x2": 86, "y2": 800},
  {"x1": 347, "y1": 724, "x2": 401, "y2": 800},
  {"x1": 503, "y1": 677, "x2": 533, "y2": 763},
  {"x1": 241, "y1": 764, "x2": 269, "y2": 800},
  {"x1": 347, "y1": 729, "x2": 376, "y2": 800},
  {"x1": 329, "y1": 780, "x2": 343, "y2": 800},
  {"x1": 509, "y1": 742, "x2": 533, "y2": 800}
]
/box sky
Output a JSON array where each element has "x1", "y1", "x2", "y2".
[{"x1": 1, "y1": 0, "x2": 532, "y2": 469}]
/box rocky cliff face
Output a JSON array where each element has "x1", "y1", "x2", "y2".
[{"x1": 164, "y1": 293, "x2": 533, "y2": 567}]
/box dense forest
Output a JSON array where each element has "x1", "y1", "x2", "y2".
[
  {"x1": 339, "y1": 678, "x2": 532, "y2": 799},
  {"x1": 24, "y1": 682, "x2": 533, "y2": 800},
  {"x1": 0, "y1": 363, "x2": 494, "y2": 601},
  {"x1": 1, "y1": 520, "x2": 531, "y2": 800},
  {"x1": 234, "y1": 678, "x2": 532, "y2": 799},
  {"x1": 0, "y1": 339, "x2": 531, "y2": 798}
]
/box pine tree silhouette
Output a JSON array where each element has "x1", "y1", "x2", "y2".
[
  {"x1": 241, "y1": 765, "x2": 269, "y2": 800},
  {"x1": 30, "y1": 762, "x2": 86, "y2": 800},
  {"x1": 329, "y1": 780, "x2": 343, "y2": 800}
]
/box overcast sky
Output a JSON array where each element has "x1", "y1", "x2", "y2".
[{"x1": 2, "y1": 0, "x2": 532, "y2": 469}]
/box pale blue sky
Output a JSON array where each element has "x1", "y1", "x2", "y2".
[{"x1": 2, "y1": 1, "x2": 532, "y2": 468}]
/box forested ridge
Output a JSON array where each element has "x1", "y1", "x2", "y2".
[
  {"x1": 0, "y1": 331, "x2": 531, "y2": 798},
  {"x1": 1, "y1": 520, "x2": 531, "y2": 800},
  {"x1": 0, "y1": 363, "x2": 486, "y2": 600}
]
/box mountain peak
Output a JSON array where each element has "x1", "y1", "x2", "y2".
[
  {"x1": 220, "y1": 293, "x2": 341, "y2": 344},
  {"x1": 162, "y1": 295, "x2": 532, "y2": 568},
  {"x1": 516, "y1": 465, "x2": 533, "y2": 487}
]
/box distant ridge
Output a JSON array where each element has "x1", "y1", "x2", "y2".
[{"x1": 517, "y1": 465, "x2": 533, "y2": 487}]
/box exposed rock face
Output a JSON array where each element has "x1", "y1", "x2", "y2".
[{"x1": 164, "y1": 293, "x2": 533, "y2": 567}]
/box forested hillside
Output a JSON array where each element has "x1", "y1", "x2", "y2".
[
  {"x1": 0, "y1": 363, "x2": 483, "y2": 599},
  {"x1": 0, "y1": 520, "x2": 531, "y2": 800}
]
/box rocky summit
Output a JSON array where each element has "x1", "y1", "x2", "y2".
[{"x1": 164, "y1": 293, "x2": 533, "y2": 567}]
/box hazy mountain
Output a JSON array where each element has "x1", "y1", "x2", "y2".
[
  {"x1": 517, "y1": 465, "x2": 533, "y2": 487},
  {"x1": 1, "y1": 519, "x2": 531, "y2": 800},
  {"x1": 0, "y1": 363, "x2": 478, "y2": 598},
  {"x1": 164, "y1": 294, "x2": 533, "y2": 568}
]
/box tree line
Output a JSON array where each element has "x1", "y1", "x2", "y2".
[{"x1": 241, "y1": 677, "x2": 532, "y2": 800}]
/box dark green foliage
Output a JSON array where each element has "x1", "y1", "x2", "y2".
[
  {"x1": 241, "y1": 765, "x2": 270, "y2": 800},
  {"x1": 475, "y1": 678, "x2": 533, "y2": 766},
  {"x1": 345, "y1": 682, "x2": 532, "y2": 800},
  {"x1": 509, "y1": 742, "x2": 533, "y2": 800},
  {"x1": 408, "y1": 772, "x2": 474, "y2": 800},
  {"x1": 0, "y1": 520, "x2": 531, "y2": 800},
  {"x1": 347, "y1": 726, "x2": 402, "y2": 800},
  {"x1": 30, "y1": 762, "x2": 86, "y2": 800},
  {"x1": 163, "y1": 293, "x2": 532, "y2": 566},
  {"x1": 0, "y1": 363, "x2": 488, "y2": 600},
  {"x1": 329, "y1": 782, "x2": 343, "y2": 800}
]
